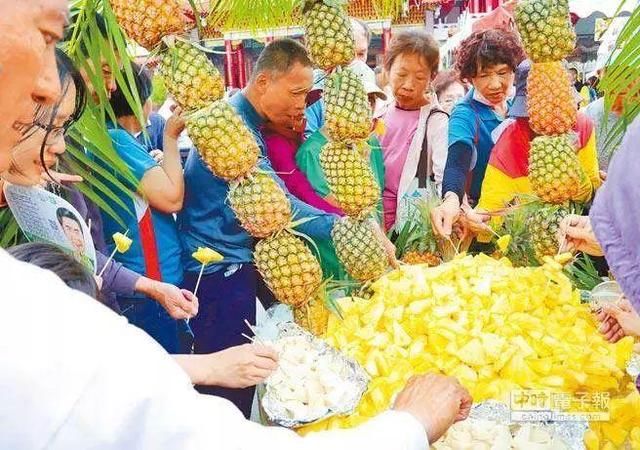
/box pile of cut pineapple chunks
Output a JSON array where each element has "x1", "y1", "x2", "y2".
[{"x1": 299, "y1": 254, "x2": 640, "y2": 449}]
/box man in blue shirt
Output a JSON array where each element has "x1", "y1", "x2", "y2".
[{"x1": 179, "y1": 39, "x2": 397, "y2": 417}]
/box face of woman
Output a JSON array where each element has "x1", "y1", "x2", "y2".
[
  {"x1": 388, "y1": 52, "x2": 433, "y2": 110},
  {"x1": 2, "y1": 81, "x2": 76, "y2": 186},
  {"x1": 438, "y1": 82, "x2": 466, "y2": 114},
  {"x1": 471, "y1": 63, "x2": 514, "y2": 106}
]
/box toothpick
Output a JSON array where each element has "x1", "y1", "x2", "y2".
[
  {"x1": 98, "y1": 230, "x2": 129, "y2": 278},
  {"x1": 193, "y1": 263, "x2": 205, "y2": 298},
  {"x1": 445, "y1": 235, "x2": 460, "y2": 255},
  {"x1": 97, "y1": 246, "x2": 118, "y2": 278},
  {"x1": 557, "y1": 232, "x2": 567, "y2": 256},
  {"x1": 242, "y1": 333, "x2": 257, "y2": 343}
]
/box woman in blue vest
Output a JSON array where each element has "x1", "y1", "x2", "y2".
[{"x1": 431, "y1": 29, "x2": 525, "y2": 237}]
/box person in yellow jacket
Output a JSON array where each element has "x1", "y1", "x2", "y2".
[{"x1": 476, "y1": 60, "x2": 601, "y2": 221}]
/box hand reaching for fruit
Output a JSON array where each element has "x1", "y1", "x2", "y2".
[
  {"x1": 558, "y1": 214, "x2": 603, "y2": 256},
  {"x1": 596, "y1": 297, "x2": 640, "y2": 343},
  {"x1": 393, "y1": 373, "x2": 472, "y2": 444}
]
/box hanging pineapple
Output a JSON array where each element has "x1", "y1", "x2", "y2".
[
  {"x1": 186, "y1": 100, "x2": 260, "y2": 181},
  {"x1": 110, "y1": 0, "x2": 186, "y2": 50},
  {"x1": 515, "y1": 0, "x2": 576, "y2": 63},
  {"x1": 320, "y1": 141, "x2": 380, "y2": 218},
  {"x1": 158, "y1": 39, "x2": 225, "y2": 112},
  {"x1": 254, "y1": 231, "x2": 324, "y2": 307},
  {"x1": 528, "y1": 135, "x2": 585, "y2": 204},
  {"x1": 332, "y1": 217, "x2": 388, "y2": 282},
  {"x1": 527, "y1": 62, "x2": 577, "y2": 135},
  {"x1": 228, "y1": 173, "x2": 292, "y2": 239},
  {"x1": 302, "y1": 0, "x2": 355, "y2": 70},
  {"x1": 324, "y1": 68, "x2": 372, "y2": 142}
]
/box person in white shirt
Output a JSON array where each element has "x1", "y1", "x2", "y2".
[{"x1": 0, "y1": 2, "x2": 472, "y2": 449}]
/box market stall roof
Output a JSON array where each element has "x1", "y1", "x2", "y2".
[
  {"x1": 471, "y1": 5, "x2": 514, "y2": 32},
  {"x1": 569, "y1": 0, "x2": 639, "y2": 18}
]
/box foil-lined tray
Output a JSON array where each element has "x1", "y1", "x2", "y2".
[
  {"x1": 467, "y1": 400, "x2": 587, "y2": 450},
  {"x1": 260, "y1": 323, "x2": 369, "y2": 428},
  {"x1": 627, "y1": 353, "x2": 640, "y2": 379}
]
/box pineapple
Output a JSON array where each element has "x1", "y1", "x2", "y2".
[
  {"x1": 401, "y1": 251, "x2": 440, "y2": 266},
  {"x1": 515, "y1": 0, "x2": 576, "y2": 63},
  {"x1": 228, "y1": 173, "x2": 292, "y2": 238},
  {"x1": 324, "y1": 68, "x2": 372, "y2": 142},
  {"x1": 527, "y1": 62, "x2": 577, "y2": 135},
  {"x1": 528, "y1": 203, "x2": 571, "y2": 263},
  {"x1": 528, "y1": 135, "x2": 585, "y2": 204},
  {"x1": 186, "y1": 100, "x2": 260, "y2": 181},
  {"x1": 332, "y1": 217, "x2": 387, "y2": 282},
  {"x1": 303, "y1": 0, "x2": 355, "y2": 70},
  {"x1": 293, "y1": 291, "x2": 330, "y2": 336},
  {"x1": 254, "y1": 231, "x2": 323, "y2": 307},
  {"x1": 320, "y1": 141, "x2": 380, "y2": 218},
  {"x1": 499, "y1": 204, "x2": 538, "y2": 267},
  {"x1": 159, "y1": 39, "x2": 225, "y2": 112},
  {"x1": 393, "y1": 185, "x2": 441, "y2": 266},
  {"x1": 110, "y1": 0, "x2": 185, "y2": 51}
]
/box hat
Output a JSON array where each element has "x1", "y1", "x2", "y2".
[
  {"x1": 508, "y1": 59, "x2": 531, "y2": 118},
  {"x1": 349, "y1": 60, "x2": 388, "y2": 101},
  {"x1": 312, "y1": 61, "x2": 388, "y2": 100}
]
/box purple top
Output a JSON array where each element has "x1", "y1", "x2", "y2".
[
  {"x1": 589, "y1": 116, "x2": 640, "y2": 392},
  {"x1": 590, "y1": 117, "x2": 640, "y2": 312}
]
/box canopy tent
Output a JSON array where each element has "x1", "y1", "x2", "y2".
[{"x1": 569, "y1": 0, "x2": 639, "y2": 18}]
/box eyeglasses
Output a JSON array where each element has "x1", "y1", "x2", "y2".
[{"x1": 34, "y1": 123, "x2": 67, "y2": 145}]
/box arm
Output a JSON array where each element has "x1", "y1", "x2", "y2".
[
  {"x1": 138, "y1": 108, "x2": 186, "y2": 213},
  {"x1": 441, "y1": 141, "x2": 473, "y2": 201},
  {"x1": 265, "y1": 134, "x2": 343, "y2": 215},
  {"x1": 172, "y1": 344, "x2": 278, "y2": 388},
  {"x1": 95, "y1": 252, "x2": 139, "y2": 296},
  {"x1": 429, "y1": 113, "x2": 449, "y2": 196}
]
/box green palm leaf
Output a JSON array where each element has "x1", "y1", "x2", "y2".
[{"x1": 599, "y1": 1, "x2": 640, "y2": 156}]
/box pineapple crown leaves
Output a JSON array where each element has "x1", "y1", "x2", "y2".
[
  {"x1": 564, "y1": 254, "x2": 605, "y2": 291},
  {"x1": 301, "y1": 0, "x2": 348, "y2": 14},
  {"x1": 316, "y1": 278, "x2": 346, "y2": 320}
]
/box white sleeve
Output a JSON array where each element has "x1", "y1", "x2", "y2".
[
  {"x1": 0, "y1": 251, "x2": 427, "y2": 450},
  {"x1": 429, "y1": 112, "x2": 449, "y2": 197}
]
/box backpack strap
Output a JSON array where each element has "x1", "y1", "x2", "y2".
[{"x1": 416, "y1": 107, "x2": 449, "y2": 188}]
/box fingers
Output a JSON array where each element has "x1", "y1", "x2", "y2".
[
  {"x1": 252, "y1": 344, "x2": 279, "y2": 361},
  {"x1": 181, "y1": 289, "x2": 199, "y2": 310},
  {"x1": 253, "y1": 356, "x2": 279, "y2": 372}
]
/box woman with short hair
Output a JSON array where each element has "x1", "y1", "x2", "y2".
[
  {"x1": 431, "y1": 29, "x2": 526, "y2": 237},
  {"x1": 378, "y1": 30, "x2": 449, "y2": 232}
]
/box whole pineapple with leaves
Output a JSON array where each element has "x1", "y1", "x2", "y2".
[
  {"x1": 332, "y1": 217, "x2": 387, "y2": 281},
  {"x1": 186, "y1": 101, "x2": 260, "y2": 181},
  {"x1": 228, "y1": 173, "x2": 292, "y2": 238},
  {"x1": 159, "y1": 39, "x2": 225, "y2": 112},
  {"x1": 528, "y1": 203, "x2": 572, "y2": 263},
  {"x1": 302, "y1": 0, "x2": 355, "y2": 70},
  {"x1": 254, "y1": 231, "x2": 323, "y2": 307},
  {"x1": 320, "y1": 141, "x2": 380, "y2": 218},
  {"x1": 324, "y1": 68, "x2": 372, "y2": 142},
  {"x1": 515, "y1": 0, "x2": 576, "y2": 62},
  {"x1": 528, "y1": 135, "x2": 585, "y2": 204},
  {"x1": 110, "y1": 0, "x2": 185, "y2": 50},
  {"x1": 527, "y1": 62, "x2": 577, "y2": 135},
  {"x1": 393, "y1": 187, "x2": 441, "y2": 266}
]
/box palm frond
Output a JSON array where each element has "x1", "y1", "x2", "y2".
[{"x1": 599, "y1": 1, "x2": 640, "y2": 156}]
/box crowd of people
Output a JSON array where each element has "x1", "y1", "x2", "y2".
[{"x1": 1, "y1": 1, "x2": 639, "y2": 449}]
